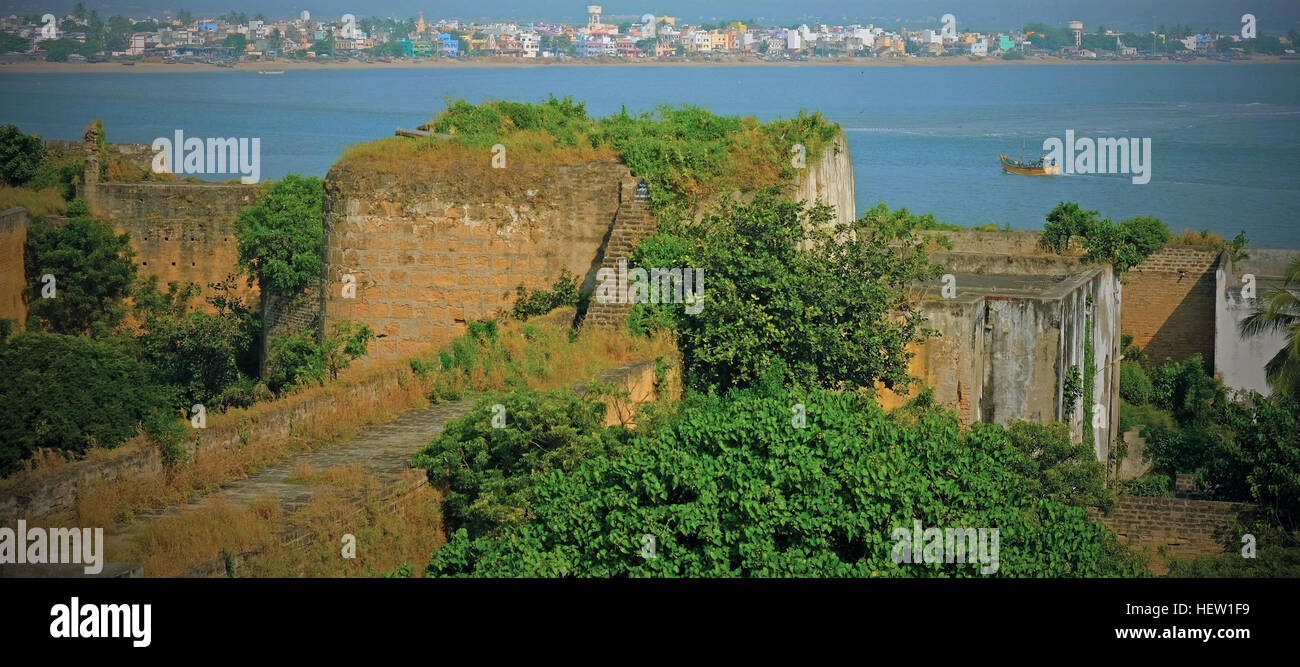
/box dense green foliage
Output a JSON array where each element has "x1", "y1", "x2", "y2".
[
  {"x1": 1120, "y1": 352, "x2": 1300, "y2": 531},
  {"x1": 423, "y1": 97, "x2": 839, "y2": 222},
  {"x1": 1004, "y1": 421, "x2": 1113, "y2": 511},
  {"x1": 0, "y1": 332, "x2": 176, "y2": 476},
  {"x1": 511, "y1": 271, "x2": 582, "y2": 320},
  {"x1": 1040, "y1": 202, "x2": 1170, "y2": 275},
  {"x1": 234, "y1": 174, "x2": 324, "y2": 295},
  {"x1": 134, "y1": 276, "x2": 262, "y2": 409},
  {"x1": 0, "y1": 124, "x2": 46, "y2": 186},
  {"x1": 424, "y1": 386, "x2": 1145, "y2": 577},
  {"x1": 629, "y1": 193, "x2": 940, "y2": 393},
  {"x1": 414, "y1": 389, "x2": 629, "y2": 539},
  {"x1": 23, "y1": 209, "x2": 137, "y2": 337},
  {"x1": 264, "y1": 321, "x2": 375, "y2": 393}
]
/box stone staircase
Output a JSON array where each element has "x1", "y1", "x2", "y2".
[{"x1": 584, "y1": 178, "x2": 656, "y2": 328}]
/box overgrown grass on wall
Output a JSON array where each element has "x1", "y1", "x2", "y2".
[{"x1": 336, "y1": 96, "x2": 840, "y2": 224}]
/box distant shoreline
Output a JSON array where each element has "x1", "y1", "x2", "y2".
[{"x1": 1, "y1": 54, "x2": 1295, "y2": 74}]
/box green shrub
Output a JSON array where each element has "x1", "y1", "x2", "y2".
[
  {"x1": 1116, "y1": 473, "x2": 1174, "y2": 497},
  {"x1": 23, "y1": 214, "x2": 137, "y2": 337},
  {"x1": 426, "y1": 387, "x2": 1147, "y2": 577},
  {"x1": 1119, "y1": 361, "x2": 1153, "y2": 405},
  {"x1": 1004, "y1": 420, "x2": 1113, "y2": 511},
  {"x1": 413, "y1": 389, "x2": 627, "y2": 539},
  {"x1": 510, "y1": 271, "x2": 581, "y2": 320},
  {"x1": 264, "y1": 321, "x2": 374, "y2": 393},
  {"x1": 0, "y1": 124, "x2": 46, "y2": 186},
  {"x1": 0, "y1": 332, "x2": 177, "y2": 476}
]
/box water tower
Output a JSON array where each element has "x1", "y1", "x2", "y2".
[
  {"x1": 1069, "y1": 20, "x2": 1083, "y2": 47},
  {"x1": 588, "y1": 5, "x2": 602, "y2": 31}
]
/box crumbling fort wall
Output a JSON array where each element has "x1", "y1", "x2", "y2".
[{"x1": 0, "y1": 207, "x2": 28, "y2": 327}]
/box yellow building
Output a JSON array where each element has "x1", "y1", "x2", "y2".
[{"x1": 709, "y1": 29, "x2": 731, "y2": 51}]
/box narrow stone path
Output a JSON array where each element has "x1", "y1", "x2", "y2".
[
  {"x1": 100, "y1": 399, "x2": 475, "y2": 575},
  {"x1": 147, "y1": 399, "x2": 474, "y2": 518}
]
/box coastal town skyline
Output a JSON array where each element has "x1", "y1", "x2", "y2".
[
  {"x1": 3, "y1": 3, "x2": 1296, "y2": 65},
  {"x1": 3, "y1": 0, "x2": 1299, "y2": 33}
]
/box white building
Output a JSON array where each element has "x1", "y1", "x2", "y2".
[{"x1": 521, "y1": 32, "x2": 539, "y2": 57}]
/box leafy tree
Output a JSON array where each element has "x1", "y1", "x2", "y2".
[
  {"x1": 310, "y1": 39, "x2": 334, "y2": 55},
  {"x1": 264, "y1": 320, "x2": 374, "y2": 393},
  {"x1": 23, "y1": 209, "x2": 137, "y2": 337},
  {"x1": 1239, "y1": 256, "x2": 1300, "y2": 398},
  {"x1": 234, "y1": 174, "x2": 323, "y2": 296},
  {"x1": 425, "y1": 386, "x2": 1146, "y2": 577},
  {"x1": 631, "y1": 192, "x2": 940, "y2": 393},
  {"x1": 223, "y1": 33, "x2": 247, "y2": 52},
  {"x1": 0, "y1": 332, "x2": 176, "y2": 476},
  {"x1": 134, "y1": 278, "x2": 259, "y2": 407},
  {"x1": 0, "y1": 33, "x2": 29, "y2": 54},
  {"x1": 1004, "y1": 420, "x2": 1113, "y2": 511},
  {"x1": 414, "y1": 389, "x2": 629, "y2": 539},
  {"x1": 0, "y1": 124, "x2": 46, "y2": 186},
  {"x1": 1039, "y1": 202, "x2": 1169, "y2": 275}
]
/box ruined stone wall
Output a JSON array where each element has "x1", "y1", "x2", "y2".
[
  {"x1": 322, "y1": 160, "x2": 633, "y2": 361},
  {"x1": 83, "y1": 178, "x2": 260, "y2": 304},
  {"x1": 880, "y1": 260, "x2": 1120, "y2": 460},
  {"x1": 793, "y1": 131, "x2": 855, "y2": 226},
  {"x1": 0, "y1": 362, "x2": 424, "y2": 524},
  {"x1": 0, "y1": 207, "x2": 28, "y2": 327},
  {"x1": 1092, "y1": 496, "x2": 1255, "y2": 574},
  {"x1": 1122, "y1": 246, "x2": 1221, "y2": 365}
]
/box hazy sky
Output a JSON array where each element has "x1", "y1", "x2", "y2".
[{"x1": 6, "y1": 1, "x2": 1298, "y2": 32}]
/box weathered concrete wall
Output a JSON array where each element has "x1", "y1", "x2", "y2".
[
  {"x1": 0, "y1": 207, "x2": 28, "y2": 327},
  {"x1": 882, "y1": 259, "x2": 1121, "y2": 461},
  {"x1": 1091, "y1": 496, "x2": 1256, "y2": 575},
  {"x1": 1215, "y1": 248, "x2": 1300, "y2": 396},
  {"x1": 1123, "y1": 246, "x2": 1221, "y2": 365}
]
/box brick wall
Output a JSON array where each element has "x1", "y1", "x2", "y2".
[
  {"x1": 1091, "y1": 495, "x2": 1255, "y2": 574},
  {"x1": 1121, "y1": 246, "x2": 1221, "y2": 365},
  {"x1": 0, "y1": 207, "x2": 28, "y2": 327},
  {"x1": 322, "y1": 160, "x2": 632, "y2": 361}
]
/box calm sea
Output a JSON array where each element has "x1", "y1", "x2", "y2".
[{"x1": 2, "y1": 64, "x2": 1297, "y2": 247}]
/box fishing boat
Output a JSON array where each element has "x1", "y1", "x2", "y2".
[
  {"x1": 257, "y1": 69, "x2": 285, "y2": 75},
  {"x1": 1000, "y1": 153, "x2": 1060, "y2": 176}
]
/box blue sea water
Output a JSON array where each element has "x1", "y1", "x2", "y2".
[{"x1": 1, "y1": 64, "x2": 1297, "y2": 247}]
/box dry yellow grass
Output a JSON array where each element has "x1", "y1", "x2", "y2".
[
  {"x1": 124, "y1": 496, "x2": 282, "y2": 577},
  {"x1": 0, "y1": 184, "x2": 67, "y2": 216},
  {"x1": 20, "y1": 309, "x2": 676, "y2": 576}
]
